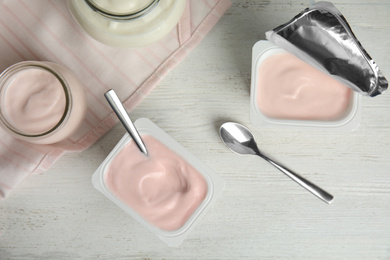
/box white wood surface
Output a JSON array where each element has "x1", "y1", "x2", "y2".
[{"x1": 1, "y1": 1, "x2": 390, "y2": 259}]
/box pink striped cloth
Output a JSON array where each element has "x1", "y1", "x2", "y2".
[{"x1": 0, "y1": 0, "x2": 231, "y2": 199}]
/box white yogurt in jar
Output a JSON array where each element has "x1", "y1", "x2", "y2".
[
  {"x1": 89, "y1": 0, "x2": 153, "y2": 14},
  {"x1": 67, "y1": 0, "x2": 186, "y2": 47}
]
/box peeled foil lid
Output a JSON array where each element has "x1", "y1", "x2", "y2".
[{"x1": 265, "y1": 1, "x2": 388, "y2": 97}]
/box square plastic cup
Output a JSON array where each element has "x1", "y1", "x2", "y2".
[
  {"x1": 92, "y1": 118, "x2": 224, "y2": 247},
  {"x1": 250, "y1": 40, "x2": 361, "y2": 131}
]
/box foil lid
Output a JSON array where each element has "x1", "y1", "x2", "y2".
[{"x1": 265, "y1": 1, "x2": 388, "y2": 97}]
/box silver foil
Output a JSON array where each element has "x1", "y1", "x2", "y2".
[{"x1": 266, "y1": 1, "x2": 387, "y2": 97}]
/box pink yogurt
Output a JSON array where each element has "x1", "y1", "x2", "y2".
[
  {"x1": 105, "y1": 135, "x2": 208, "y2": 231},
  {"x1": 256, "y1": 52, "x2": 352, "y2": 121},
  {"x1": 2, "y1": 67, "x2": 66, "y2": 135},
  {"x1": 0, "y1": 61, "x2": 87, "y2": 144}
]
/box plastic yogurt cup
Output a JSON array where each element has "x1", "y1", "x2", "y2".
[
  {"x1": 92, "y1": 118, "x2": 224, "y2": 246},
  {"x1": 250, "y1": 41, "x2": 361, "y2": 131}
]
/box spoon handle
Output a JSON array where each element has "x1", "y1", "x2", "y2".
[
  {"x1": 259, "y1": 153, "x2": 334, "y2": 204},
  {"x1": 104, "y1": 89, "x2": 148, "y2": 156}
]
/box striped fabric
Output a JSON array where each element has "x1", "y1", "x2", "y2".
[{"x1": 0, "y1": 0, "x2": 232, "y2": 199}]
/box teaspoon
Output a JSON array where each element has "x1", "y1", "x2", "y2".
[
  {"x1": 105, "y1": 89, "x2": 148, "y2": 156},
  {"x1": 219, "y1": 122, "x2": 333, "y2": 204}
]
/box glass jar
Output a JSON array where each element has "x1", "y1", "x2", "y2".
[
  {"x1": 0, "y1": 61, "x2": 87, "y2": 144},
  {"x1": 67, "y1": 0, "x2": 187, "y2": 48}
]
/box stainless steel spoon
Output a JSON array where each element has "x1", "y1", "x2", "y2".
[
  {"x1": 219, "y1": 122, "x2": 333, "y2": 204},
  {"x1": 104, "y1": 89, "x2": 148, "y2": 155}
]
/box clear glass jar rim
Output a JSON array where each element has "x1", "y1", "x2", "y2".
[
  {"x1": 0, "y1": 62, "x2": 71, "y2": 138},
  {"x1": 84, "y1": 0, "x2": 160, "y2": 21}
]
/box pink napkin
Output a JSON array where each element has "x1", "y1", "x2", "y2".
[{"x1": 0, "y1": 0, "x2": 231, "y2": 199}]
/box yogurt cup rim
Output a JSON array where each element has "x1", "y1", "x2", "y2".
[
  {"x1": 250, "y1": 40, "x2": 361, "y2": 131},
  {"x1": 92, "y1": 118, "x2": 224, "y2": 246}
]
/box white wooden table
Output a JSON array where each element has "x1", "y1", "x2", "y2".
[{"x1": 1, "y1": 1, "x2": 390, "y2": 259}]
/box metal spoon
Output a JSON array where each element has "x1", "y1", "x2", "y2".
[
  {"x1": 104, "y1": 89, "x2": 148, "y2": 155},
  {"x1": 219, "y1": 122, "x2": 333, "y2": 204}
]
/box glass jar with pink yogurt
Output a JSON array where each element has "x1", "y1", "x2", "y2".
[{"x1": 0, "y1": 61, "x2": 87, "y2": 144}]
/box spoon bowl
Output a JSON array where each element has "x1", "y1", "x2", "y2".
[
  {"x1": 219, "y1": 122, "x2": 259, "y2": 155},
  {"x1": 219, "y1": 122, "x2": 333, "y2": 204}
]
